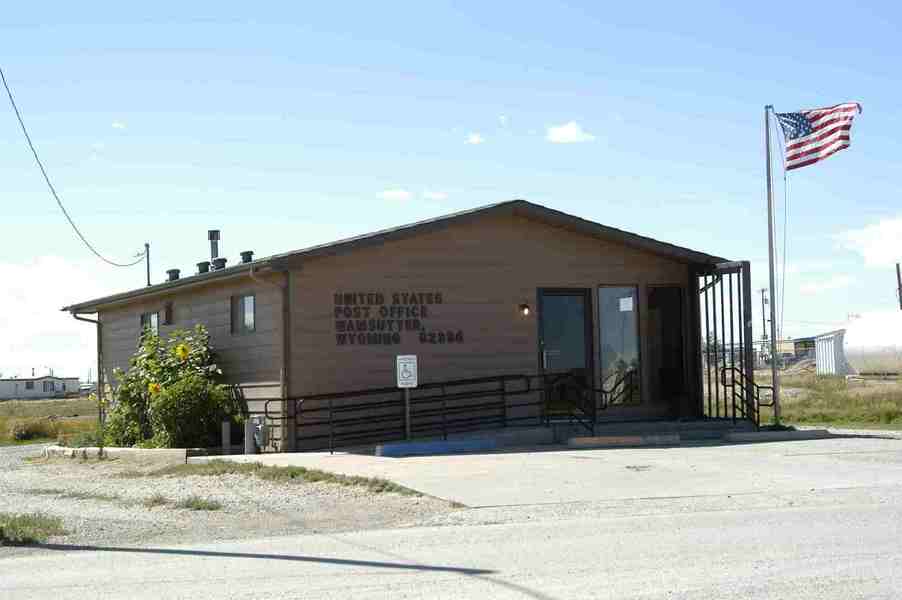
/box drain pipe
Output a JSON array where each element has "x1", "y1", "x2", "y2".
[
  {"x1": 72, "y1": 312, "x2": 104, "y2": 449},
  {"x1": 249, "y1": 265, "x2": 293, "y2": 451}
]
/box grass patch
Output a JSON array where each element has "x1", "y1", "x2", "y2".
[
  {"x1": 759, "y1": 375, "x2": 902, "y2": 427},
  {"x1": 148, "y1": 460, "x2": 421, "y2": 496},
  {"x1": 0, "y1": 397, "x2": 96, "y2": 419},
  {"x1": 0, "y1": 415, "x2": 96, "y2": 446},
  {"x1": 174, "y1": 495, "x2": 222, "y2": 511},
  {"x1": 0, "y1": 397, "x2": 98, "y2": 446},
  {"x1": 142, "y1": 493, "x2": 171, "y2": 508},
  {"x1": 25, "y1": 487, "x2": 120, "y2": 503},
  {"x1": 0, "y1": 512, "x2": 67, "y2": 545}
]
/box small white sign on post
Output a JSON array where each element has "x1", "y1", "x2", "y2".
[{"x1": 396, "y1": 355, "x2": 418, "y2": 388}]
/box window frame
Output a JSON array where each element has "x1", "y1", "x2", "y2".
[
  {"x1": 231, "y1": 294, "x2": 256, "y2": 335},
  {"x1": 140, "y1": 311, "x2": 160, "y2": 338},
  {"x1": 163, "y1": 301, "x2": 174, "y2": 325},
  {"x1": 25, "y1": 381, "x2": 34, "y2": 390}
]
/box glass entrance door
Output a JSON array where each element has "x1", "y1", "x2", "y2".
[
  {"x1": 598, "y1": 286, "x2": 641, "y2": 407},
  {"x1": 539, "y1": 289, "x2": 592, "y2": 417}
]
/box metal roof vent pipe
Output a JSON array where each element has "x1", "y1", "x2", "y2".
[
  {"x1": 212, "y1": 257, "x2": 227, "y2": 271},
  {"x1": 208, "y1": 230, "x2": 220, "y2": 261},
  {"x1": 196, "y1": 261, "x2": 210, "y2": 274},
  {"x1": 166, "y1": 269, "x2": 181, "y2": 282},
  {"x1": 240, "y1": 250, "x2": 254, "y2": 264}
]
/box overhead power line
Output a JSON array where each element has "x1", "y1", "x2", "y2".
[{"x1": 1, "y1": 66, "x2": 145, "y2": 267}]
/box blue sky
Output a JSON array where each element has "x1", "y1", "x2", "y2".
[{"x1": 2, "y1": 2, "x2": 900, "y2": 378}]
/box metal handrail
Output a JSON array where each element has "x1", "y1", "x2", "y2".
[
  {"x1": 720, "y1": 366, "x2": 770, "y2": 427},
  {"x1": 599, "y1": 368, "x2": 638, "y2": 408},
  {"x1": 293, "y1": 373, "x2": 546, "y2": 452},
  {"x1": 237, "y1": 369, "x2": 657, "y2": 453}
]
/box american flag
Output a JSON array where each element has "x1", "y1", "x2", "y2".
[{"x1": 775, "y1": 102, "x2": 862, "y2": 171}]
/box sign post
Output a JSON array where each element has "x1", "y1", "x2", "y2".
[{"x1": 396, "y1": 355, "x2": 418, "y2": 440}]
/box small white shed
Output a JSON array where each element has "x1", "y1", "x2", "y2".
[{"x1": 815, "y1": 329, "x2": 851, "y2": 376}]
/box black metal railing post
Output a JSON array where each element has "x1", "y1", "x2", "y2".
[
  {"x1": 501, "y1": 379, "x2": 508, "y2": 428},
  {"x1": 441, "y1": 384, "x2": 447, "y2": 441},
  {"x1": 328, "y1": 398, "x2": 334, "y2": 454}
]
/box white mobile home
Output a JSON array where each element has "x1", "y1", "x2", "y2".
[{"x1": 0, "y1": 376, "x2": 81, "y2": 400}]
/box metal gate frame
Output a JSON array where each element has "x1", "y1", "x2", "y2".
[{"x1": 695, "y1": 261, "x2": 755, "y2": 423}]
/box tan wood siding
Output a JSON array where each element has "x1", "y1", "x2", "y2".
[
  {"x1": 99, "y1": 274, "x2": 283, "y2": 387},
  {"x1": 288, "y1": 214, "x2": 692, "y2": 409}
]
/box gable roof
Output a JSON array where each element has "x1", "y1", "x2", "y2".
[{"x1": 63, "y1": 199, "x2": 727, "y2": 313}]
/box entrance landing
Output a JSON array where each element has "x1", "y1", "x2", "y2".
[{"x1": 192, "y1": 432, "x2": 902, "y2": 507}]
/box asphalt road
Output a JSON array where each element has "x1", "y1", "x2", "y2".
[{"x1": 3, "y1": 482, "x2": 901, "y2": 599}]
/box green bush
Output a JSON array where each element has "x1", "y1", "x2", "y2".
[
  {"x1": 104, "y1": 324, "x2": 243, "y2": 448},
  {"x1": 146, "y1": 375, "x2": 235, "y2": 448},
  {"x1": 8, "y1": 418, "x2": 58, "y2": 441}
]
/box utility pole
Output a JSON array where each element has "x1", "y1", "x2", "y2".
[
  {"x1": 896, "y1": 263, "x2": 901, "y2": 310},
  {"x1": 759, "y1": 288, "x2": 769, "y2": 342},
  {"x1": 145, "y1": 242, "x2": 151, "y2": 287},
  {"x1": 764, "y1": 105, "x2": 781, "y2": 424}
]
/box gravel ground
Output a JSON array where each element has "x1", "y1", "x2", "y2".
[{"x1": 0, "y1": 445, "x2": 452, "y2": 557}]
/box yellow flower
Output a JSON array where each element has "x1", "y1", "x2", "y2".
[
  {"x1": 148, "y1": 382, "x2": 162, "y2": 396},
  {"x1": 174, "y1": 344, "x2": 189, "y2": 361}
]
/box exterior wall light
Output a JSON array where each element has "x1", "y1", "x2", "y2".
[{"x1": 519, "y1": 303, "x2": 531, "y2": 317}]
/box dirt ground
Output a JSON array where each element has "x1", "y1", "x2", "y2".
[{"x1": 0, "y1": 444, "x2": 453, "y2": 556}]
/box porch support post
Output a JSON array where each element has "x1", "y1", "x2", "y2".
[
  {"x1": 688, "y1": 266, "x2": 705, "y2": 418},
  {"x1": 740, "y1": 261, "x2": 755, "y2": 421}
]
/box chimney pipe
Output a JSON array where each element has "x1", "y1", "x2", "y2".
[
  {"x1": 240, "y1": 250, "x2": 254, "y2": 264},
  {"x1": 208, "y1": 230, "x2": 220, "y2": 262},
  {"x1": 166, "y1": 269, "x2": 181, "y2": 282},
  {"x1": 197, "y1": 261, "x2": 210, "y2": 274},
  {"x1": 212, "y1": 257, "x2": 227, "y2": 271}
]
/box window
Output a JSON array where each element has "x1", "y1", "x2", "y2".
[
  {"x1": 163, "y1": 301, "x2": 174, "y2": 325},
  {"x1": 140, "y1": 311, "x2": 160, "y2": 338},
  {"x1": 43, "y1": 381, "x2": 53, "y2": 393},
  {"x1": 231, "y1": 294, "x2": 256, "y2": 334},
  {"x1": 25, "y1": 381, "x2": 34, "y2": 390}
]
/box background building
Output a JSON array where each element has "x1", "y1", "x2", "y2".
[{"x1": 0, "y1": 375, "x2": 81, "y2": 400}]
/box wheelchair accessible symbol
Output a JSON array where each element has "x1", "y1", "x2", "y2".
[{"x1": 396, "y1": 355, "x2": 418, "y2": 388}]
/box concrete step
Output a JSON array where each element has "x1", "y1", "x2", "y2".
[
  {"x1": 567, "y1": 434, "x2": 680, "y2": 449},
  {"x1": 375, "y1": 426, "x2": 554, "y2": 457}
]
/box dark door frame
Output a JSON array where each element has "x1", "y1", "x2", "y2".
[
  {"x1": 536, "y1": 287, "x2": 595, "y2": 380},
  {"x1": 647, "y1": 284, "x2": 686, "y2": 418}
]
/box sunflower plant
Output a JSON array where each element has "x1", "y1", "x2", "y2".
[{"x1": 104, "y1": 324, "x2": 241, "y2": 448}]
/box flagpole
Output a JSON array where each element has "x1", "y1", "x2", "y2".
[{"x1": 764, "y1": 105, "x2": 781, "y2": 424}]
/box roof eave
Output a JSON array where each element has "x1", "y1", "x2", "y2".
[{"x1": 61, "y1": 259, "x2": 276, "y2": 314}]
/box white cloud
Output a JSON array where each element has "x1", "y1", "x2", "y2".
[
  {"x1": 798, "y1": 275, "x2": 854, "y2": 295},
  {"x1": 498, "y1": 115, "x2": 508, "y2": 127},
  {"x1": 0, "y1": 257, "x2": 136, "y2": 380},
  {"x1": 465, "y1": 132, "x2": 484, "y2": 145},
  {"x1": 546, "y1": 121, "x2": 595, "y2": 144},
  {"x1": 423, "y1": 191, "x2": 448, "y2": 201},
  {"x1": 111, "y1": 121, "x2": 127, "y2": 130},
  {"x1": 837, "y1": 217, "x2": 902, "y2": 267},
  {"x1": 378, "y1": 189, "x2": 412, "y2": 202}
]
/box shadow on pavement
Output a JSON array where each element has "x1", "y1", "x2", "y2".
[{"x1": 22, "y1": 543, "x2": 495, "y2": 575}]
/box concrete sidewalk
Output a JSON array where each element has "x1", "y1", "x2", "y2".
[{"x1": 194, "y1": 433, "x2": 902, "y2": 507}]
